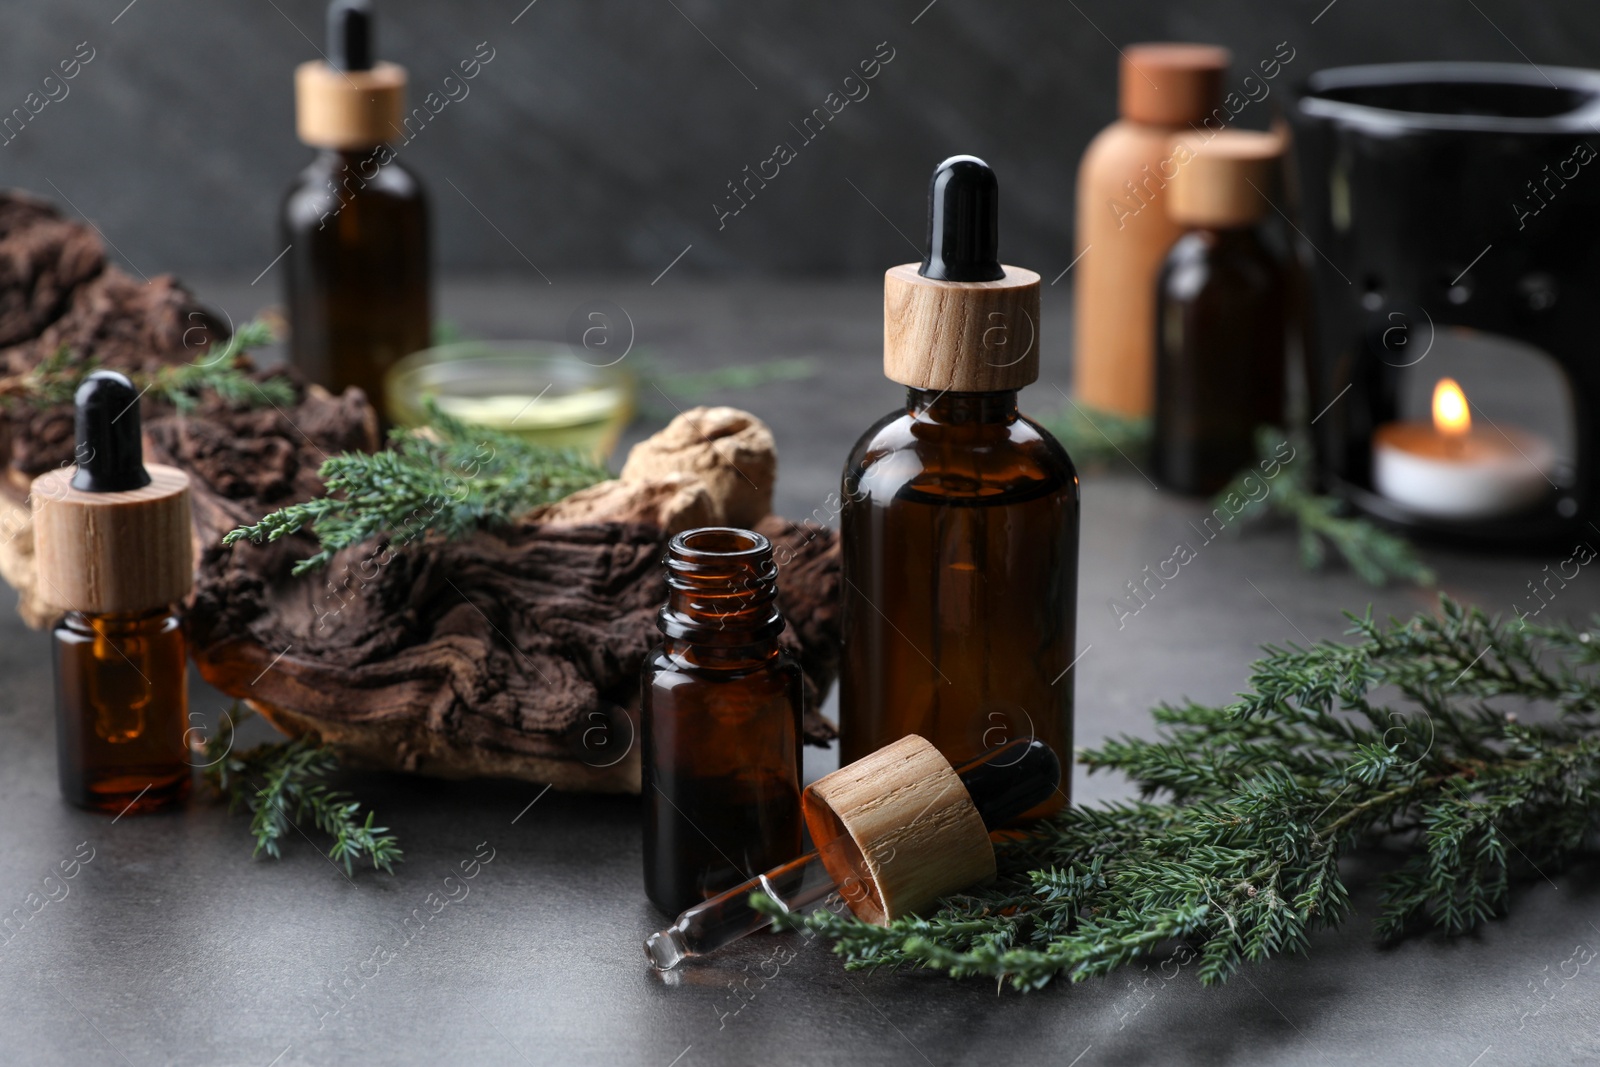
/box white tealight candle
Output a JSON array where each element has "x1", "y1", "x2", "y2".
[{"x1": 1372, "y1": 378, "x2": 1555, "y2": 520}]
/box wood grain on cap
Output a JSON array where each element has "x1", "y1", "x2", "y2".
[
  {"x1": 31, "y1": 464, "x2": 192, "y2": 614},
  {"x1": 883, "y1": 264, "x2": 1041, "y2": 393},
  {"x1": 295, "y1": 60, "x2": 406, "y2": 150},
  {"x1": 804, "y1": 733, "x2": 995, "y2": 925}
]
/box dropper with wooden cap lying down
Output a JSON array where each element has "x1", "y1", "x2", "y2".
[{"x1": 645, "y1": 734, "x2": 1060, "y2": 970}]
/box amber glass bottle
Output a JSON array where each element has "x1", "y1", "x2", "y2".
[
  {"x1": 54, "y1": 610, "x2": 189, "y2": 813},
  {"x1": 840, "y1": 157, "x2": 1079, "y2": 820},
  {"x1": 642, "y1": 527, "x2": 804, "y2": 916},
  {"x1": 32, "y1": 371, "x2": 194, "y2": 814},
  {"x1": 284, "y1": 0, "x2": 430, "y2": 422},
  {"x1": 1152, "y1": 131, "x2": 1288, "y2": 495}
]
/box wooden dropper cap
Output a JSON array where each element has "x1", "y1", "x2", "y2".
[
  {"x1": 884, "y1": 156, "x2": 1041, "y2": 393},
  {"x1": 295, "y1": 0, "x2": 406, "y2": 149},
  {"x1": 802, "y1": 735, "x2": 1061, "y2": 925},
  {"x1": 1119, "y1": 43, "x2": 1231, "y2": 126},
  {"x1": 1169, "y1": 130, "x2": 1284, "y2": 229},
  {"x1": 31, "y1": 371, "x2": 193, "y2": 615}
]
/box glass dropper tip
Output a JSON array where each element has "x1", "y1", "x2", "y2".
[{"x1": 644, "y1": 927, "x2": 689, "y2": 970}]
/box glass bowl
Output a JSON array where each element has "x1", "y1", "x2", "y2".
[{"x1": 385, "y1": 341, "x2": 636, "y2": 460}]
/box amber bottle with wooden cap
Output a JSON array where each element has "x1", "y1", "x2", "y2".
[
  {"x1": 642, "y1": 527, "x2": 804, "y2": 916},
  {"x1": 840, "y1": 155, "x2": 1078, "y2": 820},
  {"x1": 645, "y1": 735, "x2": 1061, "y2": 969},
  {"x1": 1073, "y1": 43, "x2": 1230, "y2": 417},
  {"x1": 32, "y1": 371, "x2": 194, "y2": 814},
  {"x1": 1152, "y1": 130, "x2": 1288, "y2": 495},
  {"x1": 283, "y1": 0, "x2": 430, "y2": 423}
]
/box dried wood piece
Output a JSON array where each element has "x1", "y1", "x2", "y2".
[
  {"x1": 185, "y1": 407, "x2": 839, "y2": 794},
  {"x1": 619, "y1": 405, "x2": 775, "y2": 527},
  {"x1": 0, "y1": 190, "x2": 225, "y2": 624}
]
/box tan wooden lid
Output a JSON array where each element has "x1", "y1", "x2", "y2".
[
  {"x1": 803, "y1": 734, "x2": 996, "y2": 925},
  {"x1": 31, "y1": 464, "x2": 193, "y2": 614},
  {"x1": 1120, "y1": 43, "x2": 1230, "y2": 126},
  {"x1": 295, "y1": 59, "x2": 406, "y2": 149},
  {"x1": 1170, "y1": 130, "x2": 1284, "y2": 228},
  {"x1": 883, "y1": 263, "x2": 1041, "y2": 393}
]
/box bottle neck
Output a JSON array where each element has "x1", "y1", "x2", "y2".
[
  {"x1": 657, "y1": 527, "x2": 784, "y2": 664},
  {"x1": 313, "y1": 145, "x2": 393, "y2": 171},
  {"x1": 905, "y1": 388, "x2": 1020, "y2": 426},
  {"x1": 1192, "y1": 222, "x2": 1266, "y2": 242},
  {"x1": 63, "y1": 606, "x2": 173, "y2": 633}
]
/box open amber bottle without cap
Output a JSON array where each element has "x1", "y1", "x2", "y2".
[
  {"x1": 283, "y1": 0, "x2": 430, "y2": 423},
  {"x1": 1152, "y1": 130, "x2": 1289, "y2": 496},
  {"x1": 642, "y1": 527, "x2": 804, "y2": 916},
  {"x1": 31, "y1": 371, "x2": 194, "y2": 814},
  {"x1": 840, "y1": 156, "x2": 1079, "y2": 819}
]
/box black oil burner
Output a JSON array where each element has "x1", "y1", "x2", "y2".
[{"x1": 1291, "y1": 62, "x2": 1600, "y2": 549}]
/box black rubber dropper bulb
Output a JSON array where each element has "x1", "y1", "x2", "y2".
[
  {"x1": 919, "y1": 154, "x2": 1005, "y2": 282},
  {"x1": 956, "y1": 739, "x2": 1062, "y2": 828},
  {"x1": 328, "y1": 0, "x2": 374, "y2": 72},
  {"x1": 71, "y1": 370, "x2": 151, "y2": 493}
]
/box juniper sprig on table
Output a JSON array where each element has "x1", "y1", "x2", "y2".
[
  {"x1": 760, "y1": 597, "x2": 1600, "y2": 989},
  {"x1": 203, "y1": 704, "x2": 403, "y2": 875},
  {"x1": 1214, "y1": 427, "x2": 1434, "y2": 588},
  {"x1": 222, "y1": 398, "x2": 609, "y2": 574}
]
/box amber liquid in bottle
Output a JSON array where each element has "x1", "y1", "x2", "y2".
[
  {"x1": 282, "y1": 146, "x2": 431, "y2": 423},
  {"x1": 1152, "y1": 226, "x2": 1287, "y2": 495},
  {"x1": 840, "y1": 389, "x2": 1079, "y2": 819},
  {"x1": 54, "y1": 607, "x2": 190, "y2": 814},
  {"x1": 642, "y1": 528, "x2": 805, "y2": 916}
]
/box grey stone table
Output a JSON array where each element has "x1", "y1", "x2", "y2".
[{"x1": 2, "y1": 278, "x2": 1596, "y2": 1067}]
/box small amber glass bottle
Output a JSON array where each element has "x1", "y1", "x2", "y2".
[
  {"x1": 32, "y1": 371, "x2": 194, "y2": 814},
  {"x1": 283, "y1": 0, "x2": 430, "y2": 423},
  {"x1": 642, "y1": 527, "x2": 804, "y2": 916},
  {"x1": 1152, "y1": 130, "x2": 1288, "y2": 495},
  {"x1": 840, "y1": 157, "x2": 1079, "y2": 820}
]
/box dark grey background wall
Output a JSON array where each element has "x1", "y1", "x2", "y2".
[{"x1": 2, "y1": 0, "x2": 1597, "y2": 280}]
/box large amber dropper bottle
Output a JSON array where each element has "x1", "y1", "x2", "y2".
[
  {"x1": 839, "y1": 156, "x2": 1080, "y2": 819},
  {"x1": 282, "y1": 0, "x2": 430, "y2": 423},
  {"x1": 32, "y1": 371, "x2": 194, "y2": 814}
]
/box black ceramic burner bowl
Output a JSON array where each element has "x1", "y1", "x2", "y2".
[{"x1": 1291, "y1": 62, "x2": 1600, "y2": 550}]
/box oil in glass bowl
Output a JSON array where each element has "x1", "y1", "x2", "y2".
[{"x1": 386, "y1": 341, "x2": 636, "y2": 460}]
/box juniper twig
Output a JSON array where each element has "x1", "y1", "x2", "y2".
[
  {"x1": 223, "y1": 398, "x2": 609, "y2": 573},
  {"x1": 202, "y1": 704, "x2": 403, "y2": 876},
  {"x1": 762, "y1": 596, "x2": 1600, "y2": 988}
]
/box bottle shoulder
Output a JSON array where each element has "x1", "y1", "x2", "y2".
[
  {"x1": 645, "y1": 643, "x2": 801, "y2": 681},
  {"x1": 1078, "y1": 120, "x2": 1183, "y2": 177},
  {"x1": 1161, "y1": 229, "x2": 1285, "y2": 303},
  {"x1": 845, "y1": 404, "x2": 1080, "y2": 503},
  {"x1": 282, "y1": 149, "x2": 428, "y2": 226}
]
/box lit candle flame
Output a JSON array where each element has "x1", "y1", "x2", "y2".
[{"x1": 1432, "y1": 378, "x2": 1471, "y2": 437}]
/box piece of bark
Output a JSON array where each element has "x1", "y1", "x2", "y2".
[
  {"x1": 182, "y1": 407, "x2": 839, "y2": 794},
  {"x1": 0, "y1": 190, "x2": 226, "y2": 623},
  {"x1": 0, "y1": 189, "x2": 225, "y2": 497},
  {"x1": 620, "y1": 405, "x2": 776, "y2": 528}
]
